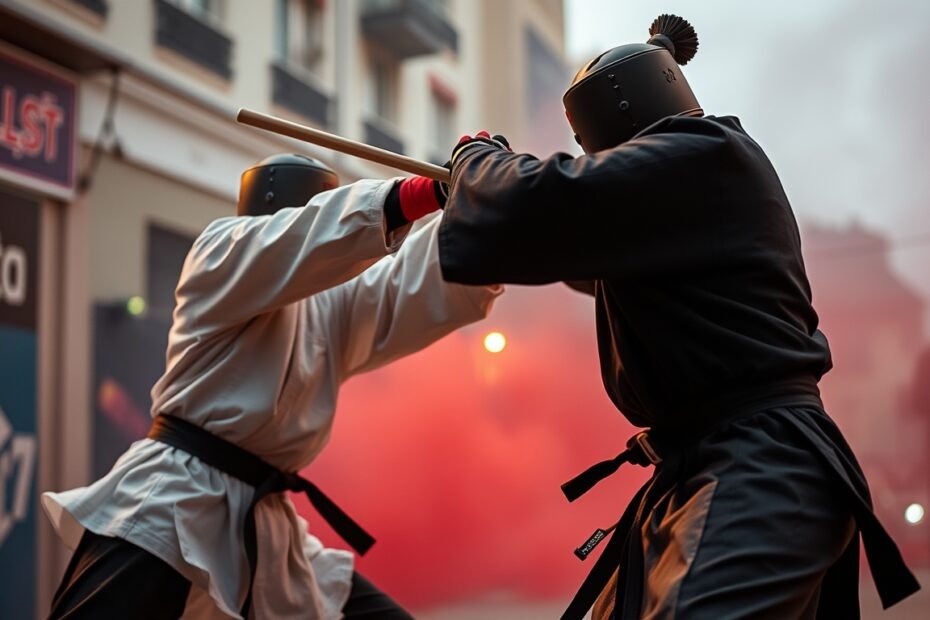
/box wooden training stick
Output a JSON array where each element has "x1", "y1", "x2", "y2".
[{"x1": 237, "y1": 108, "x2": 451, "y2": 184}]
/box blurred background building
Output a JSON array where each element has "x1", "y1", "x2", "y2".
[{"x1": 0, "y1": 0, "x2": 926, "y2": 618}]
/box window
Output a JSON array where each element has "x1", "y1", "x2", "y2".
[
  {"x1": 69, "y1": 0, "x2": 109, "y2": 18},
  {"x1": 429, "y1": 76, "x2": 457, "y2": 155},
  {"x1": 155, "y1": 0, "x2": 232, "y2": 79},
  {"x1": 433, "y1": 95, "x2": 454, "y2": 152},
  {"x1": 362, "y1": 39, "x2": 402, "y2": 151},
  {"x1": 366, "y1": 56, "x2": 398, "y2": 124},
  {"x1": 275, "y1": 0, "x2": 325, "y2": 77},
  {"x1": 147, "y1": 224, "x2": 194, "y2": 316},
  {"x1": 167, "y1": 0, "x2": 225, "y2": 26}
]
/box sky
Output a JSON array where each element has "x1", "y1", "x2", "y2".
[{"x1": 566, "y1": 0, "x2": 930, "y2": 317}]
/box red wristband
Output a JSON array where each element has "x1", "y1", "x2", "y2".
[{"x1": 398, "y1": 176, "x2": 441, "y2": 222}]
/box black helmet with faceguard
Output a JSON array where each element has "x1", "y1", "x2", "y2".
[
  {"x1": 564, "y1": 14, "x2": 703, "y2": 154},
  {"x1": 237, "y1": 154, "x2": 339, "y2": 217}
]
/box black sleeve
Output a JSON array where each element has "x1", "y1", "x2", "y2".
[
  {"x1": 564, "y1": 280, "x2": 597, "y2": 297},
  {"x1": 437, "y1": 122, "x2": 736, "y2": 285},
  {"x1": 383, "y1": 182, "x2": 409, "y2": 233}
]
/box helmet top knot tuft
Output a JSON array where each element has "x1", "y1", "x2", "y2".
[{"x1": 647, "y1": 14, "x2": 699, "y2": 66}]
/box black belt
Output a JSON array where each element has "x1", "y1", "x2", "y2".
[
  {"x1": 558, "y1": 391, "x2": 921, "y2": 619},
  {"x1": 559, "y1": 431, "x2": 671, "y2": 620},
  {"x1": 147, "y1": 414, "x2": 375, "y2": 618}
]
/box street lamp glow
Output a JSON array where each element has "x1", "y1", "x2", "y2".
[
  {"x1": 126, "y1": 296, "x2": 147, "y2": 316},
  {"x1": 483, "y1": 331, "x2": 506, "y2": 353},
  {"x1": 905, "y1": 503, "x2": 924, "y2": 525}
]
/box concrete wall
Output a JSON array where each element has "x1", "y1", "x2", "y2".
[{"x1": 87, "y1": 154, "x2": 232, "y2": 301}]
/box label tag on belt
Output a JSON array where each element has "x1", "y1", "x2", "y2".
[{"x1": 574, "y1": 528, "x2": 609, "y2": 560}]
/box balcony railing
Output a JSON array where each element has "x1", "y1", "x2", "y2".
[
  {"x1": 271, "y1": 63, "x2": 332, "y2": 128},
  {"x1": 71, "y1": 0, "x2": 108, "y2": 17},
  {"x1": 364, "y1": 120, "x2": 405, "y2": 155},
  {"x1": 361, "y1": 0, "x2": 458, "y2": 60},
  {"x1": 155, "y1": 0, "x2": 232, "y2": 79}
]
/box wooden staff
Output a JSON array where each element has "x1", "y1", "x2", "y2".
[{"x1": 237, "y1": 108, "x2": 451, "y2": 184}]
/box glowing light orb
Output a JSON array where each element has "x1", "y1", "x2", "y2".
[
  {"x1": 905, "y1": 503, "x2": 925, "y2": 525},
  {"x1": 126, "y1": 296, "x2": 147, "y2": 316},
  {"x1": 483, "y1": 331, "x2": 507, "y2": 353}
]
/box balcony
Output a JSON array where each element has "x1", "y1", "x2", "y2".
[
  {"x1": 70, "y1": 0, "x2": 108, "y2": 17},
  {"x1": 154, "y1": 0, "x2": 232, "y2": 80},
  {"x1": 271, "y1": 62, "x2": 332, "y2": 127},
  {"x1": 361, "y1": 0, "x2": 458, "y2": 60},
  {"x1": 364, "y1": 120, "x2": 405, "y2": 155}
]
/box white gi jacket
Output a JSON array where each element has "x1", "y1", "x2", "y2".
[{"x1": 42, "y1": 179, "x2": 502, "y2": 619}]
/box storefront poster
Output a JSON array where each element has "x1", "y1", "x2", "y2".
[
  {"x1": 0, "y1": 189, "x2": 39, "y2": 620},
  {"x1": 0, "y1": 46, "x2": 77, "y2": 200}
]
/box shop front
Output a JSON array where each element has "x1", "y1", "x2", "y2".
[{"x1": 0, "y1": 43, "x2": 76, "y2": 620}]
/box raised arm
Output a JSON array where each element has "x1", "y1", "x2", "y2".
[
  {"x1": 174, "y1": 179, "x2": 405, "y2": 334},
  {"x1": 438, "y1": 119, "x2": 737, "y2": 286},
  {"x1": 312, "y1": 213, "x2": 503, "y2": 381}
]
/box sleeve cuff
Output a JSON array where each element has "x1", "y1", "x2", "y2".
[{"x1": 375, "y1": 178, "x2": 411, "y2": 253}]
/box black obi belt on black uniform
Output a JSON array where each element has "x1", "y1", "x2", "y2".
[{"x1": 559, "y1": 377, "x2": 920, "y2": 620}]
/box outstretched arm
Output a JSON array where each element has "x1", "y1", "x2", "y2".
[
  {"x1": 174, "y1": 180, "x2": 407, "y2": 335},
  {"x1": 313, "y1": 214, "x2": 503, "y2": 381},
  {"x1": 438, "y1": 121, "x2": 732, "y2": 286}
]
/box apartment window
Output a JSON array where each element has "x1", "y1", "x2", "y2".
[
  {"x1": 69, "y1": 0, "x2": 109, "y2": 18},
  {"x1": 275, "y1": 0, "x2": 325, "y2": 78},
  {"x1": 170, "y1": 0, "x2": 225, "y2": 26},
  {"x1": 271, "y1": 0, "x2": 331, "y2": 126},
  {"x1": 433, "y1": 96, "x2": 454, "y2": 151},
  {"x1": 363, "y1": 55, "x2": 403, "y2": 154},
  {"x1": 155, "y1": 0, "x2": 232, "y2": 79},
  {"x1": 429, "y1": 75, "x2": 457, "y2": 157},
  {"x1": 361, "y1": 38, "x2": 404, "y2": 152},
  {"x1": 147, "y1": 224, "x2": 194, "y2": 316},
  {"x1": 367, "y1": 57, "x2": 398, "y2": 124}
]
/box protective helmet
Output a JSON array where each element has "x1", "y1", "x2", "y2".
[
  {"x1": 563, "y1": 14, "x2": 703, "y2": 154},
  {"x1": 237, "y1": 153, "x2": 339, "y2": 217}
]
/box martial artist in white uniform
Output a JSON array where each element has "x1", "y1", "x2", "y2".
[{"x1": 44, "y1": 155, "x2": 502, "y2": 619}]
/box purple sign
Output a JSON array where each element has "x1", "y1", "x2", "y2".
[{"x1": 0, "y1": 48, "x2": 77, "y2": 196}]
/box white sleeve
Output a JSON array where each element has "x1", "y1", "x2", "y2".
[
  {"x1": 312, "y1": 213, "x2": 504, "y2": 380},
  {"x1": 173, "y1": 179, "x2": 409, "y2": 334}
]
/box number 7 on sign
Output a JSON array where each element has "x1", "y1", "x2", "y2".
[{"x1": 0, "y1": 408, "x2": 37, "y2": 546}]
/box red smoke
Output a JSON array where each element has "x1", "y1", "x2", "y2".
[
  {"x1": 294, "y1": 284, "x2": 648, "y2": 609},
  {"x1": 97, "y1": 377, "x2": 152, "y2": 441}
]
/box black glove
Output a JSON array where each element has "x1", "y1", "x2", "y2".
[{"x1": 450, "y1": 131, "x2": 512, "y2": 167}]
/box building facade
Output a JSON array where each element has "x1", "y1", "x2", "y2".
[
  {"x1": 802, "y1": 222, "x2": 930, "y2": 570},
  {"x1": 0, "y1": 1, "x2": 572, "y2": 617}
]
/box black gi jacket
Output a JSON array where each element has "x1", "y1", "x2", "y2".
[
  {"x1": 438, "y1": 115, "x2": 919, "y2": 611},
  {"x1": 439, "y1": 115, "x2": 831, "y2": 430}
]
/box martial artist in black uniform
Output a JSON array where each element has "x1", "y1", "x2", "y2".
[{"x1": 437, "y1": 15, "x2": 920, "y2": 619}]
